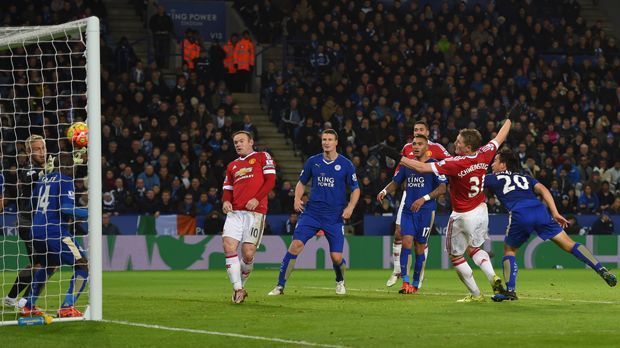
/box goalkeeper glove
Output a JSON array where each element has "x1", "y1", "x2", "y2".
[
  {"x1": 379, "y1": 144, "x2": 402, "y2": 163},
  {"x1": 73, "y1": 147, "x2": 88, "y2": 165},
  {"x1": 44, "y1": 155, "x2": 56, "y2": 174}
]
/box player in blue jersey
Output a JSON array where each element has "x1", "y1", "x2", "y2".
[
  {"x1": 378, "y1": 134, "x2": 447, "y2": 294},
  {"x1": 486, "y1": 148, "x2": 617, "y2": 301},
  {"x1": 21, "y1": 153, "x2": 89, "y2": 318},
  {"x1": 268, "y1": 129, "x2": 360, "y2": 295},
  {"x1": 0, "y1": 170, "x2": 4, "y2": 212}
]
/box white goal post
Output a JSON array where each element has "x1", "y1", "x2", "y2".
[{"x1": 0, "y1": 17, "x2": 101, "y2": 325}]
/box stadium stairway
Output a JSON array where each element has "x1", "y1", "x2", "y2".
[
  {"x1": 232, "y1": 93, "x2": 303, "y2": 184},
  {"x1": 577, "y1": 0, "x2": 619, "y2": 38},
  {"x1": 104, "y1": 0, "x2": 148, "y2": 59}
]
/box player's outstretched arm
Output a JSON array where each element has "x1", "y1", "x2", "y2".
[
  {"x1": 377, "y1": 181, "x2": 398, "y2": 202},
  {"x1": 342, "y1": 188, "x2": 360, "y2": 219},
  {"x1": 534, "y1": 182, "x2": 568, "y2": 228},
  {"x1": 492, "y1": 119, "x2": 512, "y2": 147},
  {"x1": 293, "y1": 181, "x2": 306, "y2": 212},
  {"x1": 400, "y1": 158, "x2": 433, "y2": 173}
]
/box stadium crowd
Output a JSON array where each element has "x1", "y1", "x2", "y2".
[{"x1": 0, "y1": 1, "x2": 619, "y2": 237}]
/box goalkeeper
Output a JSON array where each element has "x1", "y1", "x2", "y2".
[
  {"x1": 21, "y1": 153, "x2": 89, "y2": 318},
  {"x1": 4, "y1": 135, "x2": 51, "y2": 308}
]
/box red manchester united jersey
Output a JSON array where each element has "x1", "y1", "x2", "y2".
[
  {"x1": 400, "y1": 140, "x2": 451, "y2": 160},
  {"x1": 222, "y1": 151, "x2": 276, "y2": 214},
  {"x1": 430, "y1": 140, "x2": 498, "y2": 213},
  {"x1": 395, "y1": 140, "x2": 451, "y2": 172}
]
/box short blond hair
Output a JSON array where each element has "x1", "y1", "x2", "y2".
[{"x1": 25, "y1": 135, "x2": 45, "y2": 154}]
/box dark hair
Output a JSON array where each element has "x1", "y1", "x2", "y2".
[
  {"x1": 414, "y1": 121, "x2": 429, "y2": 129},
  {"x1": 321, "y1": 128, "x2": 339, "y2": 140},
  {"x1": 497, "y1": 147, "x2": 520, "y2": 172},
  {"x1": 413, "y1": 134, "x2": 428, "y2": 142},
  {"x1": 458, "y1": 128, "x2": 482, "y2": 151},
  {"x1": 232, "y1": 130, "x2": 253, "y2": 140}
]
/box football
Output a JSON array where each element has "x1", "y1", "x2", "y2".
[{"x1": 67, "y1": 122, "x2": 89, "y2": 148}]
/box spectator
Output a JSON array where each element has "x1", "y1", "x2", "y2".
[
  {"x1": 598, "y1": 182, "x2": 615, "y2": 212},
  {"x1": 281, "y1": 97, "x2": 303, "y2": 145},
  {"x1": 203, "y1": 210, "x2": 224, "y2": 234},
  {"x1": 609, "y1": 197, "x2": 620, "y2": 215},
  {"x1": 102, "y1": 191, "x2": 116, "y2": 214},
  {"x1": 178, "y1": 193, "x2": 197, "y2": 216},
  {"x1": 578, "y1": 184, "x2": 600, "y2": 214},
  {"x1": 564, "y1": 215, "x2": 582, "y2": 235},
  {"x1": 590, "y1": 214, "x2": 615, "y2": 235},
  {"x1": 102, "y1": 213, "x2": 121, "y2": 235},
  {"x1": 114, "y1": 37, "x2": 137, "y2": 74},
  {"x1": 149, "y1": 5, "x2": 174, "y2": 68},
  {"x1": 137, "y1": 164, "x2": 160, "y2": 190},
  {"x1": 196, "y1": 192, "x2": 214, "y2": 215},
  {"x1": 157, "y1": 190, "x2": 177, "y2": 216},
  {"x1": 267, "y1": 190, "x2": 282, "y2": 214},
  {"x1": 139, "y1": 189, "x2": 159, "y2": 215},
  {"x1": 284, "y1": 213, "x2": 298, "y2": 234}
]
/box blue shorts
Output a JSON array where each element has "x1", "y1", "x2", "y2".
[
  {"x1": 293, "y1": 212, "x2": 345, "y2": 253},
  {"x1": 505, "y1": 208, "x2": 563, "y2": 248},
  {"x1": 400, "y1": 210, "x2": 435, "y2": 244},
  {"x1": 33, "y1": 237, "x2": 86, "y2": 267}
]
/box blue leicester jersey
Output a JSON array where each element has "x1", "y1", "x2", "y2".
[
  {"x1": 299, "y1": 154, "x2": 359, "y2": 215},
  {"x1": 32, "y1": 172, "x2": 82, "y2": 239},
  {"x1": 484, "y1": 171, "x2": 541, "y2": 211},
  {"x1": 0, "y1": 172, "x2": 4, "y2": 195},
  {"x1": 393, "y1": 158, "x2": 447, "y2": 213}
]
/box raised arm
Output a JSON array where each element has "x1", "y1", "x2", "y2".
[{"x1": 492, "y1": 119, "x2": 512, "y2": 147}]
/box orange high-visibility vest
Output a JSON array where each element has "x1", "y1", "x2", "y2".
[
  {"x1": 233, "y1": 38, "x2": 255, "y2": 71},
  {"x1": 183, "y1": 39, "x2": 200, "y2": 69},
  {"x1": 223, "y1": 41, "x2": 236, "y2": 73}
]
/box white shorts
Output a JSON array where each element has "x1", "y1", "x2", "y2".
[
  {"x1": 395, "y1": 191, "x2": 407, "y2": 225},
  {"x1": 222, "y1": 210, "x2": 266, "y2": 246},
  {"x1": 445, "y1": 203, "x2": 489, "y2": 256}
]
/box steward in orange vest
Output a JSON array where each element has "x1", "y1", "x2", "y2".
[
  {"x1": 233, "y1": 31, "x2": 255, "y2": 72},
  {"x1": 182, "y1": 29, "x2": 201, "y2": 70},
  {"x1": 223, "y1": 33, "x2": 239, "y2": 74}
]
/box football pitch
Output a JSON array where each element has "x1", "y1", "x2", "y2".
[{"x1": 2, "y1": 269, "x2": 619, "y2": 347}]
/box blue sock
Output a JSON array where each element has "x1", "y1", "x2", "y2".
[
  {"x1": 502, "y1": 256, "x2": 518, "y2": 292},
  {"x1": 63, "y1": 268, "x2": 89, "y2": 307},
  {"x1": 26, "y1": 267, "x2": 53, "y2": 308},
  {"x1": 400, "y1": 248, "x2": 412, "y2": 284},
  {"x1": 571, "y1": 243, "x2": 602, "y2": 271},
  {"x1": 333, "y1": 259, "x2": 346, "y2": 282},
  {"x1": 412, "y1": 253, "x2": 426, "y2": 288},
  {"x1": 277, "y1": 252, "x2": 298, "y2": 287}
]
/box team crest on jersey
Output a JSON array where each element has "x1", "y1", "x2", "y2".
[
  {"x1": 249, "y1": 158, "x2": 256, "y2": 164},
  {"x1": 335, "y1": 164, "x2": 341, "y2": 171},
  {"x1": 426, "y1": 150, "x2": 432, "y2": 157},
  {"x1": 235, "y1": 167, "x2": 253, "y2": 177}
]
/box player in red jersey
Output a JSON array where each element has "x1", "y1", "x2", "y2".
[
  {"x1": 221, "y1": 131, "x2": 276, "y2": 303},
  {"x1": 378, "y1": 121, "x2": 451, "y2": 287},
  {"x1": 398, "y1": 119, "x2": 512, "y2": 302}
]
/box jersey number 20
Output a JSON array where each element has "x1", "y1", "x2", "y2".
[{"x1": 496, "y1": 174, "x2": 529, "y2": 194}]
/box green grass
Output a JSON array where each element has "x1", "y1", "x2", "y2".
[{"x1": 2, "y1": 269, "x2": 619, "y2": 347}]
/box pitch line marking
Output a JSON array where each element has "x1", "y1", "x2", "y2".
[
  {"x1": 103, "y1": 319, "x2": 347, "y2": 348},
  {"x1": 297, "y1": 286, "x2": 620, "y2": 305}
]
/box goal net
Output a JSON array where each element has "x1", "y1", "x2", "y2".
[{"x1": 0, "y1": 17, "x2": 101, "y2": 325}]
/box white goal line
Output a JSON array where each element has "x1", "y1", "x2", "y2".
[{"x1": 103, "y1": 319, "x2": 348, "y2": 348}]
